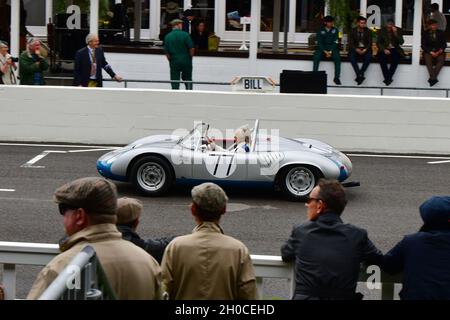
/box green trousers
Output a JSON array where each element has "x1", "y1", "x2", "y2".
[
  {"x1": 170, "y1": 62, "x2": 193, "y2": 90},
  {"x1": 313, "y1": 49, "x2": 341, "y2": 80}
]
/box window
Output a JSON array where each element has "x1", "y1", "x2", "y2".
[
  {"x1": 191, "y1": 0, "x2": 215, "y2": 32},
  {"x1": 367, "y1": 0, "x2": 395, "y2": 27},
  {"x1": 225, "y1": 0, "x2": 251, "y2": 31},
  {"x1": 402, "y1": 0, "x2": 414, "y2": 35},
  {"x1": 23, "y1": 0, "x2": 46, "y2": 26},
  {"x1": 109, "y1": 0, "x2": 150, "y2": 29},
  {"x1": 295, "y1": 0, "x2": 324, "y2": 32},
  {"x1": 260, "y1": 0, "x2": 286, "y2": 32},
  {"x1": 160, "y1": 0, "x2": 183, "y2": 31}
]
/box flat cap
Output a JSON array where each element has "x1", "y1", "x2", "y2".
[
  {"x1": 191, "y1": 183, "x2": 228, "y2": 214},
  {"x1": 323, "y1": 15, "x2": 334, "y2": 22},
  {"x1": 170, "y1": 19, "x2": 184, "y2": 26},
  {"x1": 117, "y1": 197, "x2": 143, "y2": 224},
  {"x1": 54, "y1": 177, "x2": 117, "y2": 215}
]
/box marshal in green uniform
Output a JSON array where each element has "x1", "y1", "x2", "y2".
[
  {"x1": 313, "y1": 16, "x2": 341, "y2": 85},
  {"x1": 164, "y1": 19, "x2": 195, "y2": 90}
]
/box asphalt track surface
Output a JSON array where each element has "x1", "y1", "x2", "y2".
[{"x1": 1, "y1": 143, "x2": 450, "y2": 299}]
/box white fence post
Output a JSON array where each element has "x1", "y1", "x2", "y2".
[{"x1": 3, "y1": 264, "x2": 17, "y2": 300}]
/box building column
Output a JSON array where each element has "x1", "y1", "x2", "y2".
[
  {"x1": 45, "y1": 0, "x2": 53, "y2": 24},
  {"x1": 272, "y1": 0, "x2": 281, "y2": 52},
  {"x1": 134, "y1": 0, "x2": 142, "y2": 41},
  {"x1": 411, "y1": 0, "x2": 423, "y2": 83},
  {"x1": 10, "y1": 0, "x2": 20, "y2": 58},
  {"x1": 150, "y1": 0, "x2": 160, "y2": 39},
  {"x1": 360, "y1": 0, "x2": 368, "y2": 17},
  {"x1": 90, "y1": 0, "x2": 99, "y2": 35},
  {"x1": 249, "y1": 0, "x2": 261, "y2": 75},
  {"x1": 395, "y1": 0, "x2": 403, "y2": 27}
]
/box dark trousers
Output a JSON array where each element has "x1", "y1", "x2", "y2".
[
  {"x1": 170, "y1": 62, "x2": 193, "y2": 90},
  {"x1": 423, "y1": 52, "x2": 445, "y2": 80},
  {"x1": 313, "y1": 49, "x2": 341, "y2": 79},
  {"x1": 349, "y1": 49, "x2": 372, "y2": 77},
  {"x1": 377, "y1": 48, "x2": 400, "y2": 81}
]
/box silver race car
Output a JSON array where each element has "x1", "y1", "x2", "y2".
[{"x1": 97, "y1": 120, "x2": 355, "y2": 201}]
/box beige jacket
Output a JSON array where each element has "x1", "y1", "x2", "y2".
[
  {"x1": 161, "y1": 222, "x2": 258, "y2": 300},
  {"x1": 27, "y1": 224, "x2": 162, "y2": 300}
]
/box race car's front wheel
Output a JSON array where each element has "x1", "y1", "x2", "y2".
[
  {"x1": 130, "y1": 156, "x2": 173, "y2": 196},
  {"x1": 279, "y1": 165, "x2": 321, "y2": 201}
]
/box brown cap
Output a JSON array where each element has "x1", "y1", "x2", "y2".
[
  {"x1": 116, "y1": 197, "x2": 143, "y2": 224},
  {"x1": 191, "y1": 183, "x2": 228, "y2": 215},
  {"x1": 54, "y1": 177, "x2": 117, "y2": 215}
]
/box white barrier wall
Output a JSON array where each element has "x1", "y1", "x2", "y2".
[
  {"x1": 103, "y1": 52, "x2": 450, "y2": 96},
  {"x1": 1, "y1": 85, "x2": 450, "y2": 154}
]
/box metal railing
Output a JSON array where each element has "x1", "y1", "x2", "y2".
[
  {"x1": 38, "y1": 245, "x2": 116, "y2": 300},
  {"x1": 43, "y1": 76, "x2": 450, "y2": 97},
  {"x1": 0, "y1": 241, "x2": 401, "y2": 300}
]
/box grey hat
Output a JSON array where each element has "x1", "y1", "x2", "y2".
[
  {"x1": 0, "y1": 41, "x2": 8, "y2": 48},
  {"x1": 170, "y1": 19, "x2": 184, "y2": 26},
  {"x1": 116, "y1": 197, "x2": 143, "y2": 224},
  {"x1": 54, "y1": 177, "x2": 117, "y2": 215},
  {"x1": 191, "y1": 183, "x2": 228, "y2": 215}
]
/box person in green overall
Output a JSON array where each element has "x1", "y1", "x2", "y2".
[
  {"x1": 313, "y1": 15, "x2": 342, "y2": 85},
  {"x1": 164, "y1": 19, "x2": 195, "y2": 90}
]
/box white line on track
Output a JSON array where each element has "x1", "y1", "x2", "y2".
[
  {"x1": 68, "y1": 148, "x2": 117, "y2": 153},
  {"x1": 0, "y1": 142, "x2": 121, "y2": 149},
  {"x1": 21, "y1": 151, "x2": 50, "y2": 168},
  {"x1": 427, "y1": 160, "x2": 450, "y2": 165},
  {"x1": 0, "y1": 189, "x2": 15, "y2": 192},
  {"x1": 347, "y1": 153, "x2": 450, "y2": 160}
]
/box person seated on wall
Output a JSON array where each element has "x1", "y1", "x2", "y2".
[
  {"x1": 313, "y1": 15, "x2": 342, "y2": 85},
  {"x1": 348, "y1": 16, "x2": 373, "y2": 85},
  {"x1": 421, "y1": 19, "x2": 447, "y2": 87},
  {"x1": 376, "y1": 19, "x2": 405, "y2": 86},
  {"x1": 207, "y1": 125, "x2": 251, "y2": 153}
]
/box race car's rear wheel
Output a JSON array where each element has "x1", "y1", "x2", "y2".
[
  {"x1": 130, "y1": 156, "x2": 173, "y2": 196},
  {"x1": 279, "y1": 165, "x2": 321, "y2": 201}
]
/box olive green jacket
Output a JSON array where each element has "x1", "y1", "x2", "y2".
[
  {"x1": 161, "y1": 222, "x2": 258, "y2": 300},
  {"x1": 19, "y1": 50, "x2": 49, "y2": 85},
  {"x1": 27, "y1": 224, "x2": 163, "y2": 300}
]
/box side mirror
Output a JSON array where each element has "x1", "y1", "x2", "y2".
[{"x1": 199, "y1": 144, "x2": 208, "y2": 152}]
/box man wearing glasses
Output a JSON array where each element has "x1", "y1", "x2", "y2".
[
  {"x1": 281, "y1": 179, "x2": 382, "y2": 300},
  {"x1": 27, "y1": 177, "x2": 162, "y2": 299}
]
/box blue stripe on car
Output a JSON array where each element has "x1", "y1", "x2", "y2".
[
  {"x1": 329, "y1": 159, "x2": 348, "y2": 182},
  {"x1": 96, "y1": 160, "x2": 128, "y2": 182},
  {"x1": 176, "y1": 178, "x2": 274, "y2": 189}
]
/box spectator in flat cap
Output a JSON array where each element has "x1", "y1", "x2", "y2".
[
  {"x1": 164, "y1": 17, "x2": 195, "y2": 90},
  {"x1": 382, "y1": 196, "x2": 450, "y2": 300},
  {"x1": 182, "y1": 9, "x2": 197, "y2": 35},
  {"x1": 161, "y1": 183, "x2": 258, "y2": 300},
  {"x1": 28, "y1": 177, "x2": 163, "y2": 300},
  {"x1": 116, "y1": 197, "x2": 175, "y2": 263}
]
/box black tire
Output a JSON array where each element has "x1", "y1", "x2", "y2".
[
  {"x1": 278, "y1": 165, "x2": 321, "y2": 201},
  {"x1": 130, "y1": 156, "x2": 173, "y2": 196}
]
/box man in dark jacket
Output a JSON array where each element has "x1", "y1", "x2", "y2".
[
  {"x1": 281, "y1": 179, "x2": 383, "y2": 300},
  {"x1": 73, "y1": 33, "x2": 122, "y2": 87},
  {"x1": 376, "y1": 19, "x2": 404, "y2": 86},
  {"x1": 421, "y1": 19, "x2": 447, "y2": 87},
  {"x1": 116, "y1": 197, "x2": 174, "y2": 263},
  {"x1": 382, "y1": 196, "x2": 450, "y2": 300},
  {"x1": 348, "y1": 16, "x2": 372, "y2": 85}
]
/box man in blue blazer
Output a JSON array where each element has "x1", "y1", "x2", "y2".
[{"x1": 74, "y1": 33, "x2": 122, "y2": 87}]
